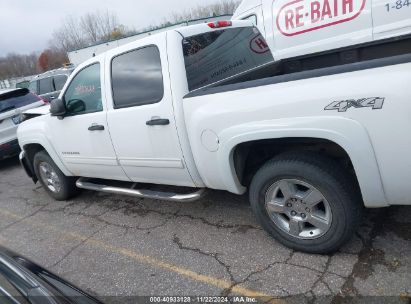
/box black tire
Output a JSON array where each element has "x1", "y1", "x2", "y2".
[
  {"x1": 249, "y1": 152, "x2": 362, "y2": 254},
  {"x1": 33, "y1": 150, "x2": 79, "y2": 201}
]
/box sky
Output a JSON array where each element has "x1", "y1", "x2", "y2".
[{"x1": 0, "y1": 0, "x2": 222, "y2": 56}]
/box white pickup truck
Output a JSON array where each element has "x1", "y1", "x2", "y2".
[{"x1": 17, "y1": 21, "x2": 411, "y2": 253}]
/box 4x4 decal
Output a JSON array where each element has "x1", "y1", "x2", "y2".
[{"x1": 324, "y1": 97, "x2": 385, "y2": 112}]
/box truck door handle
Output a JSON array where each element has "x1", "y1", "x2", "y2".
[
  {"x1": 88, "y1": 124, "x2": 105, "y2": 131},
  {"x1": 146, "y1": 118, "x2": 170, "y2": 126}
]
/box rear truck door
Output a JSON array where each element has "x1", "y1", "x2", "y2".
[
  {"x1": 48, "y1": 60, "x2": 129, "y2": 181},
  {"x1": 372, "y1": 0, "x2": 411, "y2": 40},
  {"x1": 266, "y1": 0, "x2": 373, "y2": 60},
  {"x1": 105, "y1": 38, "x2": 196, "y2": 187}
]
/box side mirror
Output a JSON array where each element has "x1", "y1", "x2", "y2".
[
  {"x1": 50, "y1": 98, "x2": 66, "y2": 118},
  {"x1": 66, "y1": 99, "x2": 86, "y2": 114}
]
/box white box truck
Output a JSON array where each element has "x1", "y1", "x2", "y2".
[{"x1": 232, "y1": 0, "x2": 411, "y2": 60}]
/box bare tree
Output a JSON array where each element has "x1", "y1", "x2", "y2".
[
  {"x1": 0, "y1": 0, "x2": 241, "y2": 80},
  {"x1": 50, "y1": 11, "x2": 127, "y2": 52},
  {"x1": 80, "y1": 13, "x2": 101, "y2": 43},
  {"x1": 50, "y1": 15, "x2": 86, "y2": 51},
  {"x1": 171, "y1": 0, "x2": 240, "y2": 23},
  {"x1": 0, "y1": 53, "x2": 39, "y2": 80},
  {"x1": 96, "y1": 11, "x2": 121, "y2": 40},
  {"x1": 149, "y1": 0, "x2": 241, "y2": 31},
  {"x1": 80, "y1": 11, "x2": 122, "y2": 43}
]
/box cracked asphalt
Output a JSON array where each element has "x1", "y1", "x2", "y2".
[{"x1": 0, "y1": 157, "x2": 410, "y2": 303}]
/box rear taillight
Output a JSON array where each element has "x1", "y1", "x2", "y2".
[{"x1": 207, "y1": 21, "x2": 232, "y2": 29}]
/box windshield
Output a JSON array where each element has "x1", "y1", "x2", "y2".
[
  {"x1": 182, "y1": 26, "x2": 274, "y2": 91},
  {"x1": 0, "y1": 90, "x2": 41, "y2": 113}
]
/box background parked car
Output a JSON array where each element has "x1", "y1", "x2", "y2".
[
  {"x1": 28, "y1": 66, "x2": 74, "y2": 102},
  {"x1": 0, "y1": 88, "x2": 46, "y2": 160}
]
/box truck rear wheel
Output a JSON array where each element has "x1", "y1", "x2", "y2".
[
  {"x1": 249, "y1": 152, "x2": 362, "y2": 254},
  {"x1": 33, "y1": 151, "x2": 79, "y2": 201}
]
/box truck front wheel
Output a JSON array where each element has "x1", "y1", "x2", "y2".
[
  {"x1": 249, "y1": 152, "x2": 362, "y2": 254},
  {"x1": 33, "y1": 151, "x2": 79, "y2": 201}
]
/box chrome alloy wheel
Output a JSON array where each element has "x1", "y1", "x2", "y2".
[
  {"x1": 265, "y1": 179, "x2": 332, "y2": 239},
  {"x1": 38, "y1": 162, "x2": 61, "y2": 193}
]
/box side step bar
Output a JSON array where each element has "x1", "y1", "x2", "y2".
[{"x1": 76, "y1": 177, "x2": 205, "y2": 203}]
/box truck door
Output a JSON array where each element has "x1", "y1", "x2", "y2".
[
  {"x1": 48, "y1": 61, "x2": 129, "y2": 181},
  {"x1": 372, "y1": 0, "x2": 411, "y2": 40},
  {"x1": 105, "y1": 41, "x2": 196, "y2": 187},
  {"x1": 267, "y1": 0, "x2": 373, "y2": 60}
]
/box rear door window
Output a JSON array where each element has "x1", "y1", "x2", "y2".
[
  {"x1": 183, "y1": 27, "x2": 273, "y2": 91},
  {"x1": 38, "y1": 77, "x2": 53, "y2": 95},
  {"x1": 111, "y1": 46, "x2": 164, "y2": 109}
]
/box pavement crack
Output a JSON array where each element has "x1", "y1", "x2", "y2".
[
  {"x1": 173, "y1": 211, "x2": 262, "y2": 232},
  {"x1": 0, "y1": 205, "x2": 48, "y2": 232},
  {"x1": 172, "y1": 234, "x2": 236, "y2": 295},
  {"x1": 309, "y1": 254, "x2": 332, "y2": 291},
  {"x1": 331, "y1": 209, "x2": 388, "y2": 302},
  {"x1": 39, "y1": 195, "x2": 261, "y2": 233},
  {"x1": 233, "y1": 261, "x2": 291, "y2": 298},
  {"x1": 49, "y1": 225, "x2": 108, "y2": 268}
]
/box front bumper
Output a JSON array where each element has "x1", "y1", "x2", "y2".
[{"x1": 0, "y1": 139, "x2": 20, "y2": 160}]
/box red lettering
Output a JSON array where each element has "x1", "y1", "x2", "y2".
[
  {"x1": 311, "y1": 1, "x2": 321, "y2": 23},
  {"x1": 285, "y1": 10, "x2": 295, "y2": 30},
  {"x1": 295, "y1": 6, "x2": 304, "y2": 27},
  {"x1": 343, "y1": 0, "x2": 353, "y2": 14},
  {"x1": 334, "y1": 0, "x2": 338, "y2": 16},
  {"x1": 321, "y1": 0, "x2": 332, "y2": 20},
  {"x1": 254, "y1": 38, "x2": 268, "y2": 50}
]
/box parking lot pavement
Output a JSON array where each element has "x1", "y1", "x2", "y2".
[{"x1": 0, "y1": 157, "x2": 410, "y2": 303}]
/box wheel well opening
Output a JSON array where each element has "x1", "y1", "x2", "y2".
[
  {"x1": 23, "y1": 144, "x2": 45, "y2": 178},
  {"x1": 233, "y1": 138, "x2": 359, "y2": 189}
]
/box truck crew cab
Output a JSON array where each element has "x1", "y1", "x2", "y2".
[{"x1": 17, "y1": 20, "x2": 411, "y2": 254}]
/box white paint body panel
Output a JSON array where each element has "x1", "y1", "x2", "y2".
[
  {"x1": 372, "y1": 0, "x2": 411, "y2": 39},
  {"x1": 233, "y1": 0, "x2": 411, "y2": 60}
]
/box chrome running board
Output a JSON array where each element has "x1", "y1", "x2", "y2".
[{"x1": 76, "y1": 177, "x2": 205, "y2": 202}]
